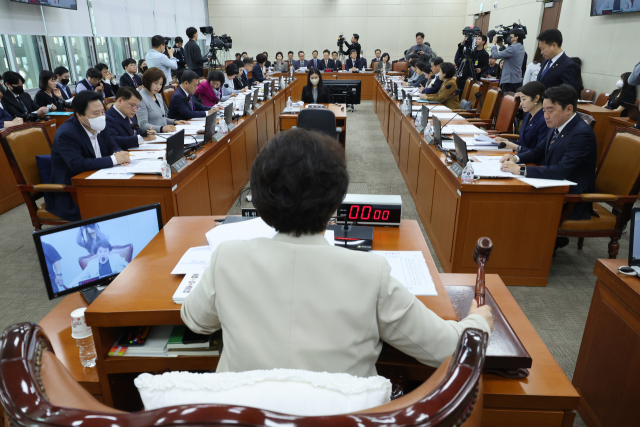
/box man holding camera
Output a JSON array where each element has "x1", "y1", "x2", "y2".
[
  {"x1": 145, "y1": 35, "x2": 178, "y2": 85},
  {"x1": 455, "y1": 33, "x2": 489, "y2": 81},
  {"x1": 490, "y1": 29, "x2": 525, "y2": 93},
  {"x1": 343, "y1": 34, "x2": 361, "y2": 59},
  {"x1": 185, "y1": 27, "x2": 207, "y2": 77},
  {"x1": 406, "y1": 32, "x2": 434, "y2": 61}
]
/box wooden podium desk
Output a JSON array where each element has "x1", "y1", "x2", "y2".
[
  {"x1": 577, "y1": 103, "x2": 621, "y2": 163},
  {"x1": 70, "y1": 79, "x2": 301, "y2": 223},
  {"x1": 373, "y1": 81, "x2": 566, "y2": 286},
  {"x1": 285, "y1": 71, "x2": 378, "y2": 102},
  {"x1": 573, "y1": 259, "x2": 640, "y2": 427},
  {"x1": 279, "y1": 103, "x2": 347, "y2": 147}
]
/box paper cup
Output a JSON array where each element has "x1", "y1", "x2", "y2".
[{"x1": 71, "y1": 308, "x2": 92, "y2": 339}]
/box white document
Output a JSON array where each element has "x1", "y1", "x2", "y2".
[
  {"x1": 474, "y1": 133, "x2": 495, "y2": 143},
  {"x1": 129, "y1": 144, "x2": 166, "y2": 150},
  {"x1": 86, "y1": 169, "x2": 134, "y2": 180},
  {"x1": 371, "y1": 251, "x2": 437, "y2": 296},
  {"x1": 143, "y1": 135, "x2": 167, "y2": 143},
  {"x1": 128, "y1": 150, "x2": 165, "y2": 160},
  {"x1": 442, "y1": 125, "x2": 488, "y2": 135},
  {"x1": 205, "y1": 218, "x2": 278, "y2": 251},
  {"x1": 115, "y1": 159, "x2": 163, "y2": 174},
  {"x1": 470, "y1": 162, "x2": 514, "y2": 178},
  {"x1": 515, "y1": 176, "x2": 577, "y2": 188},
  {"x1": 171, "y1": 246, "x2": 213, "y2": 275},
  {"x1": 172, "y1": 269, "x2": 204, "y2": 303},
  {"x1": 427, "y1": 105, "x2": 452, "y2": 112},
  {"x1": 429, "y1": 112, "x2": 462, "y2": 120},
  {"x1": 473, "y1": 155, "x2": 504, "y2": 164},
  {"x1": 189, "y1": 117, "x2": 206, "y2": 121}
]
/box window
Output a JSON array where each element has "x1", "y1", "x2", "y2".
[
  {"x1": 45, "y1": 36, "x2": 70, "y2": 71},
  {"x1": 0, "y1": 37, "x2": 10, "y2": 76},
  {"x1": 9, "y1": 35, "x2": 42, "y2": 89},
  {"x1": 110, "y1": 37, "x2": 128, "y2": 75},
  {"x1": 94, "y1": 37, "x2": 110, "y2": 68},
  {"x1": 129, "y1": 37, "x2": 142, "y2": 61},
  {"x1": 69, "y1": 36, "x2": 93, "y2": 79},
  {"x1": 140, "y1": 37, "x2": 152, "y2": 58}
]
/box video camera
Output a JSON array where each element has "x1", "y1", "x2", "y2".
[
  {"x1": 488, "y1": 21, "x2": 527, "y2": 45},
  {"x1": 461, "y1": 25, "x2": 483, "y2": 55},
  {"x1": 337, "y1": 33, "x2": 349, "y2": 56},
  {"x1": 199, "y1": 26, "x2": 232, "y2": 51}
]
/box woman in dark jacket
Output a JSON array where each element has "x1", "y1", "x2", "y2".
[
  {"x1": 35, "y1": 70, "x2": 64, "y2": 111},
  {"x1": 605, "y1": 72, "x2": 637, "y2": 117},
  {"x1": 301, "y1": 68, "x2": 329, "y2": 104}
]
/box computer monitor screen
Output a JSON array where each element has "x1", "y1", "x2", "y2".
[
  {"x1": 33, "y1": 204, "x2": 163, "y2": 300},
  {"x1": 422, "y1": 105, "x2": 429, "y2": 123},
  {"x1": 166, "y1": 129, "x2": 185, "y2": 165},
  {"x1": 407, "y1": 93, "x2": 413, "y2": 119},
  {"x1": 433, "y1": 115, "x2": 442, "y2": 146},
  {"x1": 224, "y1": 103, "x2": 233, "y2": 125},
  {"x1": 629, "y1": 208, "x2": 640, "y2": 266},
  {"x1": 453, "y1": 133, "x2": 468, "y2": 168},
  {"x1": 264, "y1": 81, "x2": 270, "y2": 99},
  {"x1": 324, "y1": 80, "x2": 362, "y2": 105},
  {"x1": 252, "y1": 88, "x2": 259, "y2": 109},
  {"x1": 203, "y1": 111, "x2": 216, "y2": 142},
  {"x1": 244, "y1": 92, "x2": 252, "y2": 115}
]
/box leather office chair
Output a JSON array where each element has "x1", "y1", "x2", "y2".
[
  {"x1": 462, "y1": 88, "x2": 501, "y2": 125},
  {"x1": 580, "y1": 89, "x2": 595, "y2": 102},
  {"x1": 577, "y1": 112, "x2": 597, "y2": 129},
  {"x1": 457, "y1": 82, "x2": 482, "y2": 116},
  {"x1": 392, "y1": 61, "x2": 408, "y2": 73},
  {"x1": 594, "y1": 92, "x2": 610, "y2": 107},
  {"x1": 294, "y1": 109, "x2": 342, "y2": 141},
  {"x1": 105, "y1": 101, "x2": 115, "y2": 111},
  {"x1": 460, "y1": 77, "x2": 474, "y2": 102},
  {"x1": 78, "y1": 244, "x2": 134, "y2": 269},
  {"x1": 0, "y1": 322, "x2": 487, "y2": 427},
  {"x1": 0, "y1": 124, "x2": 76, "y2": 230},
  {"x1": 558, "y1": 127, "x2": 640, "y2": 258},
  {"x1": 478, "y1": 94, "x2": 520, "y2": 134},
  {"x1": 162, "y1": 87, "x2": 176, "y2": 108}
]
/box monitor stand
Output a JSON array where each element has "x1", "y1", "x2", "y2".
[{"x1": 81, "y1": 285, "x2": 107, "y2": 304}]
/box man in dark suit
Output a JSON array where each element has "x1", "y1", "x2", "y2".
[
  {"x1": 344, "y1": 33, "x2": 361, "y2": 58},
  {"x1": 318, "y1": 49, "x2": 335, "y2": 71},
  {"x1": 294, "y1": 51, "x2": 309, "y2": 70},
  {"x1": 345, "y1": 49, "x2": 365, "y2": 71},
  {"x1": 240, "y1": 57, "x2": 254, "y2": 87},
  {"x1": 500, "y1": 85, "x2": 597, "y2": 247},
  {"x1": 185, "y1": 27, "x2": 207, "y2": 77},
  {"x1": 95, "y1": 63, "x2": 119, "y2": 98},
  {"x1": 309, "y1": 50, "x2": 321, "y2": 69},
  {"x1": 252, "y1": 54, "x2": 267, "y2": 83},
  {"x1": 0, "y1": 86, "x2": 23, "y2": 128},
  {"x1": 536, "y1": 29, "x2": 581, "y2": 93},
  {"x1": 106, "y1": 87, "x2": 157, "y2": 150},
  {"x1": 54, "y1": 66, "x2": 73, "y2": 100},
  {"x1": 1, "y1": 71, "x2": 47, "y2": 118},
  {"x1": 370, "y1": 49, "x2": 382, "y2": 69},
  {"x1": 119, "y1": 58, "x2": 143, "y2": 89},
  {"x1": 49, "y1": 91, "x2": 130, "y2": 221},
  {"x1": 332, "y1": 51, "x2": 342, "y2": 70},
  {"x1": 168, "y1": 70, "x2": 214, "y2": 120}
]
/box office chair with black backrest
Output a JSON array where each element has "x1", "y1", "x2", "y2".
[{"x1": 295, "y1": 108, "x2": 342, "y2": 141}]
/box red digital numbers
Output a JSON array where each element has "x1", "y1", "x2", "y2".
[{"x1": 347, "y1": 205, "x2": 391, "y2": 222}]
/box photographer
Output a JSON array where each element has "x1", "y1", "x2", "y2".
[
  {"x1": 456, "y1": 33, "x2": 489, "y2": 81},
  {"x1": 405, "y1": 32, "x2": 434, "y2": 61},
  {"x1": 343, "y1": 34, "x2": 361, "y2": 58},
  {"x1": 490, "y1": 28, "x2": 525, "y2": 93},
  {"x1": 173, "y1": 37, "x2": 187, "y2": 71},
  {"x1": 185, "y1": 27, "x2": 207, "y2": 77},
  {"x1": 145, "y1": 35, "x2": 178, "y2": 84}
]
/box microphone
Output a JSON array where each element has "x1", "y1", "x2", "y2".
[
  {"x1": 498, "y1": 142, "x2": 507, "y2": 149},
  {"x1": 130, "y1": 122, "x2": 148, "y2": 137},
  {"x1": 438, "y1": 89, "x2": 465, "y2": 129},
  {"x1": 474, "y1": 91, "x2": 484, "y2": 112}
]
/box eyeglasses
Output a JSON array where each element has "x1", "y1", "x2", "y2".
[{"x1": 127, "y1": 102, "x2": 140, "y2": 111}]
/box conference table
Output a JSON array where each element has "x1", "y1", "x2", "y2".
[
  {"x1": 278, "y1": 103, "x2": 348, "y2": 147},
  {"x1": 38, "y1": 216, "x2": 578, "y2": 425}
]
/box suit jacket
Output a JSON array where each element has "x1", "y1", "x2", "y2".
[
  {"x1": 70, "y1": 254, "x2": 129, "y2": 288},
  {"x1": 136, "y1": 88, "x2": 175, "y2": 132},
  {"x1": 490, "y1": 43, "x2": 524, "y2": 85},
  {"x1": 0, "y1": 107, "x2": 14, "y2": 128},
  {"x1": 346, "y1": 57, "x2": 366, "y2": 70},
  {"x1": 102, "y1": 80, "x2": 119, "y2": 98},
  {"x1": 194, "y1": 80, "x2": 220, "y2": 107},
  {"x1": 119, "y1": 73, "x2": 142, "y2": 89},
  {"x1": 317, "y1": 58, "x2": 336, "y2": 71},
  {"x1": 105, "y1": 106, "x2": 141, "y2": 150},
  {"x1": 334, "y1": 59, "x2": 342, "y2": 70},
  {"x1": 294, "y1": 59, "x2": 309, "y2": 69},
  {"x1": 423, "y1": 75, "x2": 443, "y2": 95},
  {"x1": 537, "y1": 52, "x2": 581, "y2": 93},
  {"x1": 240, "y1": 69, "x2": 251, "y2": 88},
  {"x1": 252, "y1": 63, "x2": 265, "y2": 83},
  {"x1": 1, "y1": 90, "x2": 40, "y2": 117},
  {"x1": 376, "y1": 61, "x2": 392, "y2": 72},
  {"x1": 273, "y1": 61, "x2": 288, "y2": 72},
  {"x1": 49, "y1": 116, "x2": 122, "y2": 221},
  {"x1": 516, "y1": 110, "x2": 548, "y2": 153},
  {"x1": 56, "y1": 83, "x2": 73, "y2": 100},
  {"x1": 185, "y1": 39, "x2": 206, "y2": 72},
  {"x1": 425, "y1": 78, "x2": 460, "y2": 110},
  {"x1": 301, "y1": 86, "x2": 329, "y2": 104},
  {"x1": 35, "y1": 90, "x2": 64, "y2": 111},
  {"x1": 518, "y1": 114, "x2": 597, "y2": 220},
  {"x1": 180, "y1": 232, "x2": 491, "y2": 377},
  {"x1": 168, "y1": 87, "x2": 210, "y2": 120},
  {"x1": 308, "y1": 58, "x2": 322, "y2": 69},
  {"x1": 76, "y1": 79, "x2": 105, "y2": 99}
]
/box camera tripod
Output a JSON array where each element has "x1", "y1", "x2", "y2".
[{"x1": 457, "y1": 49, "x2": 478, "y2": 82}]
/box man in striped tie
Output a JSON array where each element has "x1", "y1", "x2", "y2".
[
  {"x1": 168, "y1": 70, "x2": 216, "y2": 120},
  {"x1": 119, "y1": 59, "x2": 143, "y2": 89}
]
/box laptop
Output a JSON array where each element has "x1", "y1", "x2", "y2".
[
  {"x1": 629, "y1": 208, "x2": 640, "y2": 275},
  {"x1": 224, "y1": 102, "x2": 233, "y2": 125}
]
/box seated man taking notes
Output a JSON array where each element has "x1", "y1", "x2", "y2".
[
  {"x1": 49, "y1": 91, "x2": 130, "y2": 221},
  {"x1": 168, "y1": 70, "x2": 215, "y2": 120},
  {"x1": 181, "y1": 129, "x2": 493, "y2": 376},
  {"x1": 500, "y1": 84, "x2": 597, "y2": 222},
  {"x1": 105, "y1": 86, "x2": 156, "y2": 150}
]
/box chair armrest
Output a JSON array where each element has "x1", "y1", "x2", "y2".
[
  {"x1": 20, "y1": 184, "x2": 76, "y2": 193},
  {"x1": 563, "y1": 193, "x2": 637, "y2": 203},
  {"x1": 499, "y1": 134, "x2": 520, "y2": 140}
]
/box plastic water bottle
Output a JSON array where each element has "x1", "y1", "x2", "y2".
[
  {"x1": 76, "y1": 335, "x2": 97, "y2": 368},
  {"x1": 161, "y1": 156, "x2": 171, "y2": 179},
  {"x1": 286, "y1": 96, "x2": 292, "y2": 108},
  {"x1": 219, "y1": 119, "x2": 228, "y2": 135},
  {"x1": 280, "y1": 76, "x2": 284, "y2": 90},
  {"x1": 415, "y1": 111, "x2": 422, "y2": 128},
  {"x1": 461, "y1": 162, "x2": 475, "y2": 183}
]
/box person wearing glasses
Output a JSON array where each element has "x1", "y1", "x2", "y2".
[
  {"x1": 105, "y1": 86, "x2": 157, "y2": 150},
  {"x1": 136, "y1": 67, "x2": 187, "y2": 133}
]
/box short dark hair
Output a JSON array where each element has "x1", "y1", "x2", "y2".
[
  {"x1": 440, "y1": 62, "x2": 456, "y2": 79},
  {"x1": 276, "y1": 51, "x2": 283, "y2": 59},
  {"x1": 233, "y1": 59, "x2": 244, "y2": 69},
  {"x1": 288, "y1": 51, "x2": 294, "y2": 55},
  {"x1": 544, "y1": 84, "x2": 578, "y2": 113},
  {"x1": 263, "y1": 51, "x2": 268, "y2": 56},
  {"x1": 85, "y1": 68, "x2": 102, "y2": 79},
  {"x1": 353, "y1": 33, "x2": 359, "y2": 40},
  {"x1": 323, "y1": 49, "x2": 330, "y2": 54},
  {"x1": 431, "y1": 57, "x2": 443, "y2": 66},
  {"x1": 207, "y1": 70, "x2": 225, "y2": 85},
  {"x1": 235, "y1": 52, "x2": 241, "y2": 57},
  {"x1": 225, "y1": 63, "x2": 239, "y2": 76},
  {"x1": 381, "y1": 53, "x2": 390, "y2": 61},
  {"x1": 478, "y1": 34, "x2": 488, "y2": 44},
  {"x1": 256, "y1": 53, "x2": 267, "y2": 64},
  {"x1": 95, "y1": 63, "x2": 109, "y2": 72},
  {"x1": 298, "y1": 50, "x2": 304, "y2": 55},
  {"x1": 375, "y1": 49, "x2": 381, "y2": 53},
  {"x1": 72, "y1": 90, "x2": 104, "y2": 116},
  {"x1": 242, "y1": 51, "x2": 247, "y2": 55},
  {"x1": 409, "y1": 59, "x2": 418, "y2": 68},
  {"x1": 415, "y1": 61, "x2": 430, "y2": 73},
  {"x1": 537, "y1": 29, "x2": 563, "y2": 47},
  {"x1": 122, "y1": 58, "x2": 136, "y2": 70},
  {"x1": 511, "y1": 29, "x2": 526, "y2": 44},
  {"x1": 142, "y1": 67, "x2": 166, "y2": 92},
  {"x1": 175, "y1": 36, "x2": 183, "y2": 44},
  {"x1": 151, "y1": 35, "x2": 165, "y2": 48},
  {"x1": 416, "y1": 32, "x2": 425, "y2": 39},
  {"x1": 38, "y1": 70, "x2": 56, "y2": 92},
  {"x1": 350, "y1": 49, "x2": 357, "y2": 55},
  {"x1": 312, "y1": 50, "x2": 318, "y2": 54},
  {"x1": 186, "y1": 27, "x2": 198, "y2": 39},
  {"x1": 95, "y1": 241, "x2": 112, "y2": 251},
  {"x1": 517, "y1": 81, "x2": 546, "y2": 104},
  {"x1": 53, "y1": 66, "x2": 69, "y2": 77},
  {"x1": 408, "y1": 53, "x2": 420, "y2": 60},
  {"x1": 116, "y1": 86, "x2": 142, "y2": 101},
  {"x1": 251, "y1": 128, "x2": 349, "y2": 237},
  {"x1": 180, "y1": 70, "x2": 200, "y2": 84},
  {"x1": 243, "y1": 57, "x2": 254, "y2": 66}
]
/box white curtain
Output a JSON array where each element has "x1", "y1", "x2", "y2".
[
  {"x1": 43, "y1": 0, "x2": 93, "y2": 36},
  {"x1": 91, "y1": 0, "x2": 131, "y2": 37},
  {"x1": 127, "y1": 0, "x2": 157, "y2": 37},
  {"x1": 0, "y1": 0, "x2": 46, "y2": 35},
  {"x1": 154, "y1": 0, "x2": 178, "y2": 37}
]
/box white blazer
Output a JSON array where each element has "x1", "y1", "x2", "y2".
[
  {"x1": 181, "y1": 233, "x2": 491, "y2": 377},
  {"x1": 70, "y1": 254, "x2": 129, "y2": 288}
]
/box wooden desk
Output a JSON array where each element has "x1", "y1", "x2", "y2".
[
  {"x1": 373, "y1": 80, "x2": 566, "y2": 286},
  {"x1": 70, "y1": 80, "x2": 301, "y2": 223},
  {"x1": 287, "y1": 72, "x2": 377, "y2": 101},
  {"x1": 577, "y1": 104, "x2": 621, "y2": 162},
  {"x1": 43, "y1": 112, "x2": 73, "y2": 131},
  {"x1": 572, "y1": 259, "x2": 640, "y2": 427},
  {"x1": 279, "y1": 103, "x2": 347, "y2": 147}
]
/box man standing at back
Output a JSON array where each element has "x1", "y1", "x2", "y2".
[
  {"x1": 536, "y1": 29, "x2": 581, "y2": 93},
  {"x1": 490, "y1": 29, "x2": 526, "y2": 93},
  {"x1": 406, "y1": 32, "x2": 433, "y2": 61},
  {"x1": 145, "y1": 35, "x2": 178, "y2": 85},
  {"x1": 184, "y1": 27, "x2": 207, "y2": 77}
]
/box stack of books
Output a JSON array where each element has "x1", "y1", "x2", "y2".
[
  {"x1": 167, "y1": 325, "x2": 222, "y2": 356},
  {"x1": 108, "y1": 325, "x2": 221, "y2": 357}
]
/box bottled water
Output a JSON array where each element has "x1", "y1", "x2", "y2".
[
  {"x1": 161, "y1": 156, "x2": 171, "y2": 179},
  {"x1": 415, "y1": 111, "x2": 423, "y2": 128},
  {"x1": 219, "y1": 119, "x2": 228, "y2": 135},
  {"x1": 286, "y1": 96, "x2": 292, "y2": 108},
  {"x1": 461, "y1": 162, "x2": 475, "y2": 183},
  {"x1": 76, "y1": 335, "x2": 97, "y2": 368}
]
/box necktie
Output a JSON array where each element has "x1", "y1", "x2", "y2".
[
  {"x1": 547, "y1": 130, "x2": 558, "y2": 153},
  {"x1": 16, "y1": 94, "x2": 27, "y2": 113},
  {"x1": 188, "y1": 95, "x2": 194, "y2": 111},
  {"x1": 540, "y1": 60, "x2": 552, "y2": 78},
  {"x1": 132, "y1": 75, "x2": 138, "y2": 88}
]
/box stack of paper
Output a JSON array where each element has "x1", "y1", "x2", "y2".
[
  {"x1": 109, "y1": 325, "x2": 173, "y2": 357},
  {"x1": 371, "y1": 251, "x2": 437, "y2": 295},
  {"x1": 86, "y1": 169, "x2": 134, "y2": 180},
  {"x1": 171, "y1": 246, "x2": 213, "y2": 274},
  {"x1": 442, "y1": 125, "x2": 488, "y2": 135},
  {"x1": 205, "y1": 218, "x2": 278, "y2": 251},
  {"x1": 115, "y1": 159, "x2": 164, "y2": 174},
  {"x1": 469, "y1": 162, "x2": 514, "y2": 179},
  {"x1": 172, "y1": 270, "x2": 204, "y2": 304},
  {"x1": 515, "y1": 176, "x2": 577, "y2": 188}
]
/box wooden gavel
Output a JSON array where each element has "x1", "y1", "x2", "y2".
[{"x1": 473, "y1": 237, "x2": 493, "y2": 307}]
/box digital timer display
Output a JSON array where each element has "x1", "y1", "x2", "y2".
[{"x1": 336, "y1": 203, "x2": 401, "y2": 226}]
